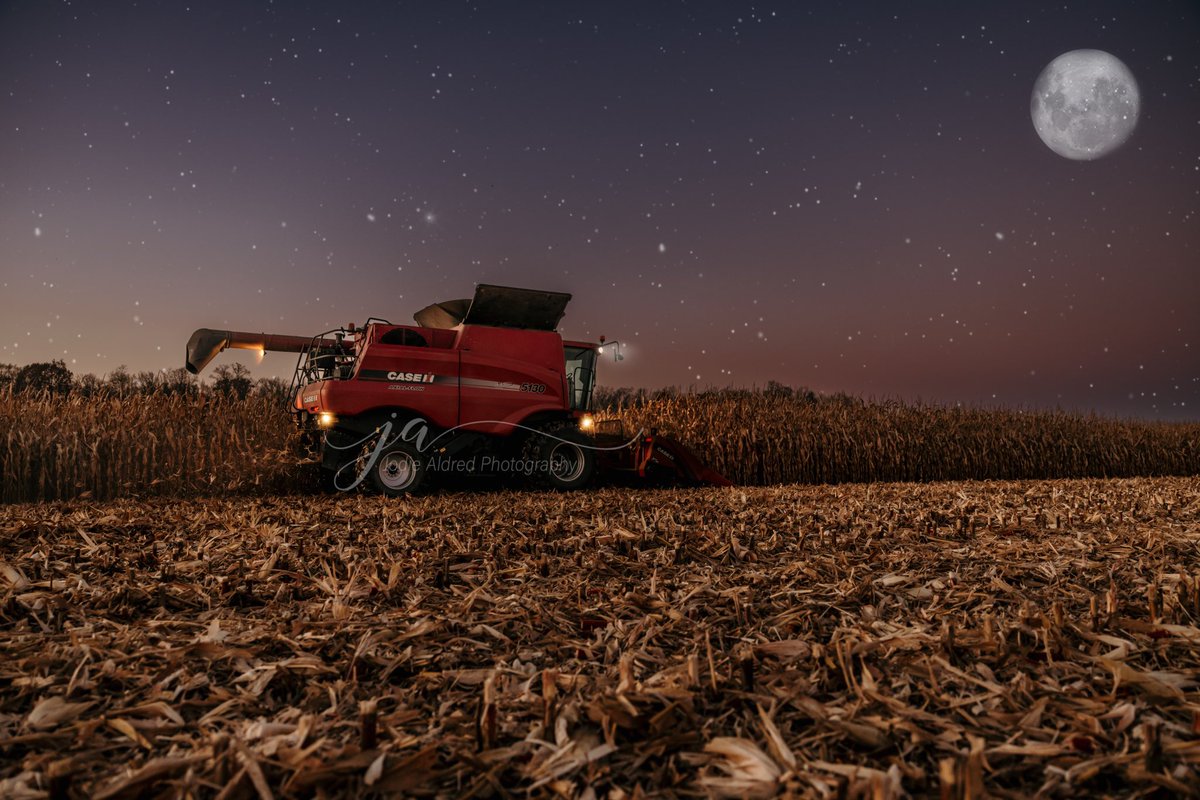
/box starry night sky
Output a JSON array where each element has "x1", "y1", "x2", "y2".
[{"x1": 1, "y1": 1, "x2": 1197, "y2": 418}]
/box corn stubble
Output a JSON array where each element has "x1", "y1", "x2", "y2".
[{"x1": 2, "y1": 478, "x2": 1199, "y2": 796}]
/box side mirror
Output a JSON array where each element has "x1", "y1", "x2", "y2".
[{"x1": 598, "y1": 340, "x2": 624, "y2": 362}]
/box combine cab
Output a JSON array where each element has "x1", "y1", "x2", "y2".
[{"x1": 186, "y1": 284, "x2": 730, "y2": 494}]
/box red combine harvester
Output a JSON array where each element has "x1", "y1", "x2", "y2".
[{"x1": 186, "y1": 284, "x2": 731, "y2": 494}]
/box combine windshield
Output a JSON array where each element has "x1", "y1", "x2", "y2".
[{"x1": 563, "y1": 346, "x2": 596, "y2": 411}]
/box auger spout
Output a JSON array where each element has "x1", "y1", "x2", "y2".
[{"x1": 185, "y1": 328, "x2": 331, "y2": 374}]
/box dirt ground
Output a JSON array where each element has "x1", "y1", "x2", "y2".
[{"x1": 2, "y1": 477, "x2": 1198, "y2": 797}]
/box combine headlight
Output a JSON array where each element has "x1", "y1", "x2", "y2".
[
  {"x1": 317, "y1": 412, "x2": 336, "y2": 428},
  {"x1": 579, "y1": 413, "x2": 595, "y2": 432}
]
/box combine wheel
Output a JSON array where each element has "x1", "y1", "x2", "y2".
[
  {"x1": 368, "y1": 440, "x2": 428, "y2": 496},
  {"x1": 527, "y1": 427, "x2": 596, "y2": 490}
]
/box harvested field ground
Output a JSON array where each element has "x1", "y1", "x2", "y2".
[{"x1": 2, "y1": 477, "x2": 1199, "y2": 797}]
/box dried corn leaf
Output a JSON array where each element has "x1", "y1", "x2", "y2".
[
  {"x1": 2, "y1": 476, "x2": 1199, "y2": 797},
  {"x1": 25, "y1": 696, "x2": 93, "y2": 730}
]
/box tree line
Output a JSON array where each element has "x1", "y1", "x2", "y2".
[
  {"x1": 4, "y1": 363, "x2": 825, "y2": 406},
  {"x1": 0, "y1": 360, "x2": 290, "y2": 402}
]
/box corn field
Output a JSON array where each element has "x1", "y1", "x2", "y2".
[
  {"x1": 598, "y1": 390, "x2": 1200, "y2": 486},
  {"x1": 0, "y1": 390, "x2": 300, "y2": 503},
  {"x1": 1, "y1": 387, "x2": 1197, "y2": 502}
]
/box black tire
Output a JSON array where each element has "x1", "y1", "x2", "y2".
[
  {"x1": 528, "y1": 428, "x2": 596, "y2": 490},
  {"x1": 368, "y1": 440, "x2": 428, "y2": 496}
]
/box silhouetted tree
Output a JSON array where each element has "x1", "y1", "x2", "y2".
[
  {"x1": 252, "y1": 376, "x2": 290, "y2": 403},
  {"x1": 14, "y1": 360, "x2": 73, "y2": 395},
  {"x1": 106, "y1": 365, "x2": 135, "y2": 394},
  {"x1": 212, "y1": 363, "x2": 253, "y2": 399},
  {"x1": 160, "y1": 367, "x2": 199, "y2": 396},
  {"x1": 0, "y1": 363, "x2": 17, "y2": 391},
  {"x1": 74, "y1": 373, "x2": 105, "y2": 396},
  {"x1": 765, "y1": 380, "x2": 794, "y2": 398},
  {"x1": 765, "y1": 381, "x2": 817, "y2": 404},
  {"x1": 135, "y1": 370, "x2": 161, "y2": 392}
]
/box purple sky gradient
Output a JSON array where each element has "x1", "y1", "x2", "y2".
[{"x1": 1, "y1": 2, "x2": 1197, "y2": 418}]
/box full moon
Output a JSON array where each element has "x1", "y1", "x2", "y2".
[{"x1": 1031, "y1": 50, "x2": 1139, "y2": 160}]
